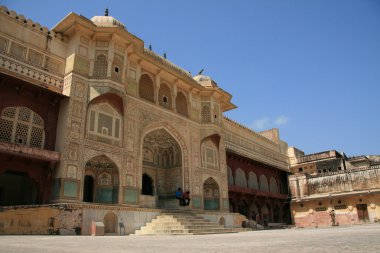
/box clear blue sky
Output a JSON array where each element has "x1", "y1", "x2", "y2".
[{"x1": 3, "y1": 0, "x2": 379, "y2": 156}]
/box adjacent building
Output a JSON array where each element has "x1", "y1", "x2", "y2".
[{"x1": 288, "y1": 148, "x2": 380, "y2": 227}]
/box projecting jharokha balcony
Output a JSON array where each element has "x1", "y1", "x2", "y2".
[
  {"x1": 228, "y1": 185, "x2": 288, "y2": 199},
  {"x1": 0, "y1": 140, "x2": 60, "y2": 162}
]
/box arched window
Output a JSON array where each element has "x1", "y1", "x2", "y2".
[
  {"x1": 139, "y1": 74, "x2": 154, "y2": 102},
  {"x1": 176, "y1": 92, "x2": 188, "y2": 116},
  {"x1": 259, "y1": 174, "x2": 269, "y2": 192},
  {"x1": 158, "y1": 83, "x2": 172, "y2": 109},
  {"x1": 87, "y1": 103, "x2": 122, "y2": 143},
  {"x1": 93, "y1": 54, "x2": 108, "y2": 78},
  {"x1": 201, "y1": 139, "x2": 219, "y2": 170},
  {"x1": 235, "y1": 168, "x2": 247, "y2": 188},
  {"x1": 269, "y1": 177, "x2": 278, "y2": 194},
  {"x1": 248, "y1": 172, "x2": 259, "y2": 190},
  {"x1": 201, "y1": 104, "x2": 211, "y2": 123},
  {"x1": 0, "y1": 106, "x2": 45, "y2": 148},
  {"x1": 98, "y1": 172, "x2": 112, "y2": 186}
]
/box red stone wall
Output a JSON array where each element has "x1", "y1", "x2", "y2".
[{"x1": 0, "y1": 74, "x2": 62, "y2": 150}]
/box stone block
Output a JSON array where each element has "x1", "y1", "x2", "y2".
[{"x1": 91, "y1": 221, "x2": 104, "y2": 236}]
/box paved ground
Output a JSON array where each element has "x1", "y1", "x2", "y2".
[{"x1": 1, "y1": 224, "x2": 380, "y2": 253}]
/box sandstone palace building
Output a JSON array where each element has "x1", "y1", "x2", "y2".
[
  {"x1": 1, "y1": 6, "x2": 379, "y2": 235},
  {"x1": 0, "y1": 6, "x2": 290, "y2": 234}
]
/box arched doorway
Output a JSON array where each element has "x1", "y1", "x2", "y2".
[
  {"x1": 83, "y1": 175, "x2": 94, "y2": 202},
  {"x1": 203, "y1": 177, "x2": 220, "y2": 210},
  {"x1": 103, "y1": 212, "x2": 118, "y2": 234},
  {"x1": 83, "y1": 155, "x2": 119, "y2": 204},
  {"x1": 142, "y1": 129, "x2": 182, "y2": 208},
  {"x1": 273, "y1": 204, "x2": 281, "y2": 223},
  {"x1": 142, "y1": 173, "x2": 153, "y2": 195},
  {"x1": 0, "y1": 171, "x2": 37, "y2": 205}
]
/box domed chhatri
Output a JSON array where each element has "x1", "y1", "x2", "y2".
[
  {"x1": 91, "y1": 9, "x2": 125, "y2": 29},
  {"x1": 193, "y1": 74, "x2": 218, "y2": 88}
]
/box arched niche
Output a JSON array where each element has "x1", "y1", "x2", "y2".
[
  {"x1": 203, "y1": 177, "x2": 220, "y2": 210},
  {"x1": 83, "y1": 155, "x2": 119, "y2": 204},
  {"x1": 139, "y1": 73, "x2": 154, "y2": 102},
  {"x1": 103, "y1": 212, "x2": 118, "y2": 234}
]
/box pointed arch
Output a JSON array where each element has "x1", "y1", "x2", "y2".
[
  {"x1": 140, "y1": 121, "x2": 189, "y2": 207},
  {"x1": 83, "y1": 155, "x2": 119, "y2": 204},
  {"x1": 201, "y1": 134, "x2": 220, "y2": 170},
  {"x1": 203, "y1": 177, "x2": 220, "y2": 210},
  {"x1": 139, "y1": 73, "x2": 155, "y2": 102},
  {"x1": 176, "y1": 91, "x2": 188, "y2": 116}
]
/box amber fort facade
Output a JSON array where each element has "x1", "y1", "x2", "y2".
[{"x1": 0, "y1": 6, "x2": 378, "y2": 235}]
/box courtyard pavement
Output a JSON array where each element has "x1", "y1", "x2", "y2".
[{"x1": 1, "y1": 224, "x2": 380, "y2": 253}]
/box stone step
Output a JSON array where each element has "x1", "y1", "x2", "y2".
[{"x1": 134, "y1": 210, "x2": 244, "y2": 236}]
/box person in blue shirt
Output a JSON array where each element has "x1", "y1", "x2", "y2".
[{"x1": 175, "y1": 188, "x2": 184, "y2": 206}]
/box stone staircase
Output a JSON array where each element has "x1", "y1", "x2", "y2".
[{"x1": 135, "y1": 209, "x2": 244, "y2": 235}]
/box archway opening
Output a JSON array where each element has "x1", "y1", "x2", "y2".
[
  {"x1": 103, "y1": 212, "x2": 118, "y2": 234},
  {"x1": 142, "y1": 173, "x2": 153, "y2": 196},
  {"x1": 203, "y1": 177, "x2": 220, "y2": 210},
  {"x1": 84, "y1": 155, "x2": 119, "y2": 204},
  {"x1": 142, "y1": 129, "x2": 182, "y2": 208},
  {"x1": 83, "y1": 175, "x2": 94, "y2": 202},
  {"x1": 0, "y1": 170, "x2": 37, "y2": 206}
]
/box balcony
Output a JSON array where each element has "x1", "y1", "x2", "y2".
[{"x1": 228, "y1": 185, "x2": 288, "y2": 199}]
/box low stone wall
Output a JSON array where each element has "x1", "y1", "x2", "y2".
[
  {"x1": 0, "y1": 203, "x2": 245, "y2": 235},
  {"x1": 0, "y1": 205, "x2": 82, "y2": 235},
  {"x1": 291, "y1": 195, "x2": 380, "y2": 228}
]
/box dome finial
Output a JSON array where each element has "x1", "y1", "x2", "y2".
[{"x1": 105, "y1": 8, "x2": 109, "y2": 16}]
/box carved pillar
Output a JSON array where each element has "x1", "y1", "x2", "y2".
[
  {"x1": 154, "y1": 74, "x2": 160, "y2": 105},
  {"x1": 172, "y1": 83, "x2": 177, "y2": 112},
  {"x1": 107, "y1": 41, "x2": 114, "y2": 77}
]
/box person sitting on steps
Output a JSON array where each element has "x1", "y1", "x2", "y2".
[
  {"x1": 175, "y1": 188, "x2": 184, "y2": 206},
  {"x1": 182, "y1": 191, "x2": 191, "y2": 206}
]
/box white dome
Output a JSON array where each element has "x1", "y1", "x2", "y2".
[
  {"x1": 193, "y1": 75, "x2": 218, "y2": 88},
  {"x1": 91, "y1": 16, "x2": 125, "y2": 29}
]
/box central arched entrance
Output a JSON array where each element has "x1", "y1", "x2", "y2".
[
  {"x1": 141, "y1": 129, "x2": 182, "y2": 208},
  {"x1": 83, "y1": 155, "x2": 119, "y2": 204}
]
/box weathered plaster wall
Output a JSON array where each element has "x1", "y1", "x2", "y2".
[{"x1": 0, "y1": 205, "x2": 82, "y2": 235}]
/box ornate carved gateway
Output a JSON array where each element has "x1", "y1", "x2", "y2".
[{"x1": 0, "y1": 5, "x2": 291, "y2": 234}]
